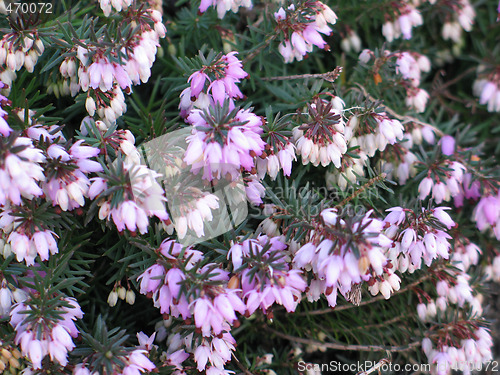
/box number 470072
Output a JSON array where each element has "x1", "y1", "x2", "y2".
[{"x1": 6, "y1": 2, "x2": 53, "y2": 14}]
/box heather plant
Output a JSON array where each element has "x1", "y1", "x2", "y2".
[{"x1": 0, "y1": 0, "x2": 499, "y2": 375}]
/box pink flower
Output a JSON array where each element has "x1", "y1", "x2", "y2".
[
  {"x1": 418, "y1": 177, "x2": 433, "y2": 199},
  {"x1": 275, "y1": 3, "x2": 335, "y2": 63},
  {"x1": 433, "y1": 207, "x2": 455, "y2": 229},
  {"x1": 189, "y1": 71, "x2": 208, "y2": 98},
  {"x1": 440, "y1": 135, "x2": 456, "y2": 155},
  {"x1": 184, "y1": 104, "x2": 264, "y2": 181},
  {"x1": 11, "y1": 297, "x2": 83, "y2": 368}
]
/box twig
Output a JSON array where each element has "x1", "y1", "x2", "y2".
[
  {"x1": 297, "y1": 272, "x2": 433, "y2": 316},
  {"x1": 334, "y1": 173, "x2": 386, "y2": 208},
  {"x1": 356, "y1": 356, "x2": 392, "y2": 375},
  {"x1": 232, "y1": 353, "x2": 256, "y2": 375},
  {"x1": 343, "y1": 313, "x2": 407, "y2": 333},
  {"x1": 432, "y1": 66, "x2": 476, "y2": 93},
  {"x1": 261, "y1": 67, "x2": 343, "y2": 83},
  {"x1": 264, "y1": 326, "x2": 421, "y2": 352}
]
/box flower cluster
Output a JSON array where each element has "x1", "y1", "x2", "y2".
[
  {"x1": 163, "y1": 328, "x2": 236, "y2": 374},
  {"x1": 55, "y1": 55, "x2": 80, "y2": 97},
  {"x1": 378, "y1": 143, "x2": 418, "y2": 185},
  {"x1": 89, "y1": 161, "x2": 168, "y2": 234},
  {"x1": 383, "y1": 206, "x2": 454, "y2": 272},
  {"x1": 54, "y1": 8, "x2": 166, "y2": 124},
  {"x1": 396, "y1": 51, "x2": 431, "y2": 86},
  {"x1": 381, "y1": 2, "x2": 423, "y2": 41},
  {"x1": 473, "y1": 66, "x2": 500, "y2": 112},
  {"x1": 0, "y1": 33, "x2": 44, "y2": 73},
  {"x1": 193, "y1": 333, "x2": 236, "y2": 373},
  {"x1": 171, "y1": 190, "x2": 220, "y2": 239},
  {"x1": 0, "y1": 341, "x2": 22, "y2": 373},
  {"x1": 42, "y1": 140, "x2": 102, "y2": 212},
  {"x1": 422, "y1": 327, "x2": 492, "y2": 375},
  {"x1": 73, "y1": 349, "x2": 155, "y2": 375},
  {"x1": 185, "y1": 52, "x2": 248, "y2": 108},
  {"x1": 346, "y1": 112, "x2": 404, "y2": 158},
  {"x1": 418, "y1": 161, "x2": 466, "y2": 204},
  {"x1": 244, "y1": 174, "x2": 266, "y2": 205},
  {"x1": 77, "y1": 10, "x2": 165, "y2": 92},
  {"x1": 293, "y1": 208, "x2": 391, "y2": 307},
  {"x1": 0, "y1": 82, "x2": 11, "y2": 137},
  {"x1": 440, "y1": 0, "x2": 476, "y2": 42},
  {"x1": 293, "y1": 98, "x2": 347, "y2": 168},
  {"x1": 0, "y1": 135, "x2": 45, "y2": 206},
  {"x1": 472, "y1": 192, "x2": 500, "y2": 240},
  {"x1": 198, "y1": 0, "x2": 252, "y2": 19},
  {"x1": 138, "y1": 239, "x2": 245, "y2": 335},
  {"x1": 10, "y1": 297, "x2": 83, "y2": 369},
  {"x1": 86, "y1": 86, "x2": 127, "y2": 126},
  {"x1": 0, "y1": 277, "x2": 27, "y2": 318},
  {"x1": 274, "y1": 2, "x2": 337, "y2": 63},
  {"x1": 99, "y1": 0, "x2": 132, "y2": 16},
  {"x1": 485, "y1": 254, "x2": 500, "y2": 283},
  {"x1": 184, "y1": 103, "x2": 265, "y2": 181},
  {"x1": 340, "y1": 29, "x2": 362, "y2": 54},
  {"x1": 359, "y1": 49, "x2": 431, "y2": 113},
  {"x1": 0, "y1": 209, "x2": 59, "y2": 265},
  {"x1": 453, "y1": 172, "x2": 481, "y2": 207},
  {"x1": 325, "y1": 141, "x2": 367, "y2": 190},
  {"x1": 138, "y1": 239, "x2": 246, "y2": 372},
  {"x1": 256, "y1": 141, "x2": 296, "y2": 180},
  {"x1": 228, "y1": 235, "x2": 307, "y2": 314}
]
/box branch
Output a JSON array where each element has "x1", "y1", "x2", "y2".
[
  {"x1": 431, "y1": 66, "x2": 476, "y2": 93},
  {"x1": 356, "y1": 356, "x2": 392, "y2": 375},
  {"x1": 343, "y1": 313, "x2": 407, "y2": 333},
  {"x1": 232, "y1": 354, "x2": 256, "y2": 375},
  {"x1": 334, "y1": 173, "x2": 386, "y2": 209},
  {"x1": 297, "y1": 271, "x2": 433, "y2": 316},
  {"x1": 261, "y1": 67, "x2": 343, "y2": 83},
  {"x1": 263, "y1": 326, "x2": 421, "y2": 353}
]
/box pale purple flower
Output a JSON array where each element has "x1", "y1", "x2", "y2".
[
  {"x1": 189, "y1": 71, "x2": 209, "y2": 98},
  {"x1": 474, "y1": 73, "x2": 500, "y2": 112},
  {"x1": 440, "y1": 135, "x2": 456, "y2": 155},
  {"x1": 294, "y1": 209, "x2": 392, "y2": 307},
  {"x1": 473, "y1": 195, "x2": 500, "y2": 238},
  {"x1": 0, "y1": 136, "x2": 45, "y2": 206},
  {"x1": 43, "y1": 140, "x2": 102, "y2": 211},
  {"x1": 359, "y1": 49, "x2": 373, "y2": 63},
  {"x1": 293, "y1": 100, "x2": 347, "y2": 167},
  {"x1": 198, "y1": 0, "x2": 252, "y2": 18},
  {"x1": 184, "y1": 52, "x2": 247, "y2": 110},
  {"x1": 184, "y1": 104, "x2": 265, "y2": 181},
  {"x1": 90, "y1": 163, "x2": 168, "y2": 234},
  {"x1": 433, "y1": 207, "x2": 455, "y2": 229},
  {"x1": 11, "y1": 297, "x2": 83, "y2": 369},
  {"x1": 405, "y1": 88, "x2": 429, "y2": 113},
  {"x1": 229, "y1": 236, "x2": 306, "y2": 313},
  {"x1": 275, "y1": 2, "x2": 336, "y2": 63}
]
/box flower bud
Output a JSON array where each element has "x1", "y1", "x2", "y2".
[
  {"x1": 125, "y1": 290, "x2": 136, "y2": 305},
  {"x1": 85, "y1": 96, "x2": 96, "y2": 116},
  {"x1": 117, "y1": 286, "x2": 126, "y2": 300},
  {"x1": 107, "y1": 290, "x2": 118, "y2": 307}
]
